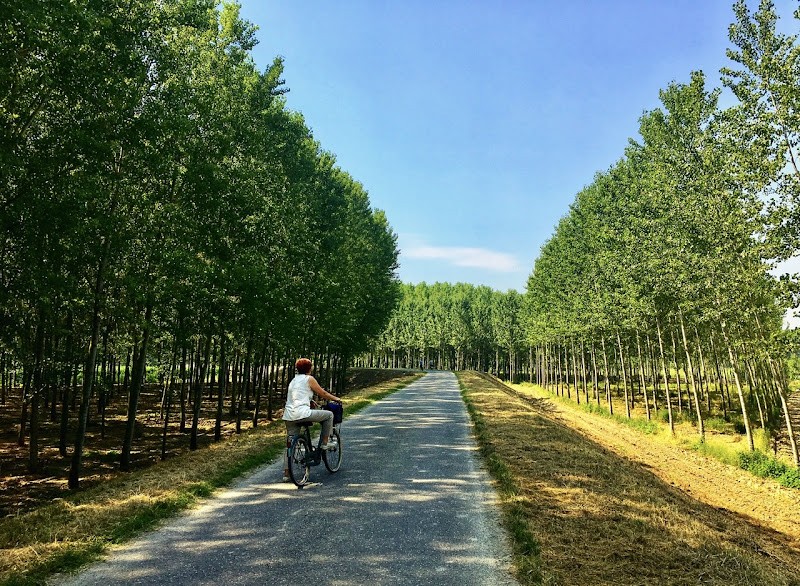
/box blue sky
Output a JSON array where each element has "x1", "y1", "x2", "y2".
[{"x1": 236, "y1": 0, "x2": 798, "y2": 293}]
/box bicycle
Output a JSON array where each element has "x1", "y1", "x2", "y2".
[{"x1": 287, "y1": 409, "x2": 342, "y2": 487}]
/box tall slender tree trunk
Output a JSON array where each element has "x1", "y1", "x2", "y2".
[
  {"x1": 646, "y1": 333, "x2": 659, "y2": 412},
  {"x1": 253, "y1": 337, "x2": 269, "y2": 428},
  {"x1": 179, "y1": 345, "x2": 188, "y2": 432},
  {"x1": 557, "y1": 344, "x2": 563, "y2": 396},
  {"x1": 48, "y1": 336, "x2": 58, "y2": 423},
  {"x1": 69, "y1": 235, "x2": 111, "y2": 490},
  {"x1": 281, "y1": 352, "x2": 290, "y2": 402},
  {"x1": 679, "y1": 313, "x2": 704, "y2": 440},
  {"x1": 28, "y1": 372, "x2": 40, "y2": 471},
  {"x1": 209, "y1": 340, "x2": 217, "y2": 401},
  {"x1": 753, "y1": 305, "x2": 797, "y2": 464},
  {"x1": 710, "y1": 333, "x2": 727, "y2": 418},
  {"x1": 591, "y1": 341, "x2": 599, "y2": 404},
  {"x1": 636, "y1": 332, "x2": 650, "y2": 420},
  {"x1": 720, "y1": 320, "x2": 754, "y2": 451},
  {"x1": 695, "y1": 327, "x2": 711, "y2": 413},
  {"x1": 99, "y1": 326, "x2": 109, "y2": 440},
  {"x1": 190, "y1": 332, "x2": 212, "y2": 450},
  {"x1": 745, "y1": 359, "x2": 766, "y2": 429},
  {"x1": 601, "y1": 336, "x2": 612, "y2": 414},
  {"x1": 188, "y1": 341, "x2": 197, "y2": 411},
  {"x1": 0, "y1": 351, "x2": 5, "y2": 406},
  {"x1": 581, "y1": 339, "x2": 589, "y2": 404},
  {"x1": 121, "y1": 302, "x2": 153, "y2": 472},
  {"x1": 28, "y1": 322, "x2": 45, "y2": 472},
  {"x1": 656, "y1": 320, "x2": 674, "y2": 434},
  {"x1": 229, "y1": 352, "x2": 240, "y2": 418},
  {"x1": 237, "y1": 336, "x2": 253, "y2": 434},
  {"x1": 266, "y1": 346, "x2": 275, "y2": 422},
  {"x1": 324, "y1": 350, "x2": 332, "y2": 390},
  {"x1": 543, "y1": 343, "x2": 549, "y2": 389},
  {"x1": 161, "y1": 332, "x2": 179, "y2": 460},
  {"x1": 18, "y1": 366, "x2": 31, "y2": 446},
  {"x1": 671, "y1": 331, "x2": 684, "y2": 414},
  {"x1": 767, "y1": 358, "x2": 799, "y2": 466},
  {"x1": 571, "y1": 338, "x2": 580, "y2": 404},
  {"x1": 616, "y1": 331, "x2": 631, "y2": 418},
  {"x1": 121, "y1": 345, "x2": 131, "y2": 398},
  {"x1": 215, "y1": 335, "x2": 227, "y2": 441},
  {"x1": 59, "y1": 356, "x2": 73, "y2": 457},
  {"x1": 529, "y1": 345, "x2": 534, "y2": 383}
]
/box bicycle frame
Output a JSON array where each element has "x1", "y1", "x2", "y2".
[
  {"x1": 295, "y1": 424, "x2": 324, "y2": 467},
  {"x1": 287, "y1": 414, "x2": 342, "y2": 487}
]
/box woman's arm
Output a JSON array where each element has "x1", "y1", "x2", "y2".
[{"x1": 309, "y1": 376, "x2": 342, "y2": 403}]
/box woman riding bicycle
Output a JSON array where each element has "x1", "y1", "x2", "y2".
[{"x1": 282, "y1": 358, "x2": 342, "y2": 482}]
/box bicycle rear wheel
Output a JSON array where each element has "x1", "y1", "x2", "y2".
[
  {"x1": 288, "y1": 436, "x2": 311, "y2": 486},
  {"x1": 323, "y1": 427, "x2": 342, "y2": 473}
]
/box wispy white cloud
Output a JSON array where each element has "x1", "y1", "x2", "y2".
[{"x1": 403, "y1": 242, "x2": 520, "y2": 273}]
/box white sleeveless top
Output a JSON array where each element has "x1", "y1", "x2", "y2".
[{"x1": 283, "y1": 374, "x2": 313, "y2": 421}]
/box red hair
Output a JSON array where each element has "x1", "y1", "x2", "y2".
[{"x1": 295, "y1": 358, "x2": 312, "y2": 374}]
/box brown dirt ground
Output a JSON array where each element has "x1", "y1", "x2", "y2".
[{"x1": 459, "y1": 371, "x2": 800, "y2": 586}]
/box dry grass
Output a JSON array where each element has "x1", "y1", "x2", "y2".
[
  {"x1": 457, "y1": 371, "x2": 800, "y2": 586},
  {"x1": 514, "y1": 381, "x2": 800, "y2": 490},
  {"x1": 514, "y1": 381, "x2": 782, "y2": 459},
  {"x1": 0, "y1": 367, "x2": 421, "y2": 517},
  {"x1": 0, "y1": 371, "x2": 421, "y2": 586}
]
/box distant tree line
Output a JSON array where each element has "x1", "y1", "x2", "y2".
[
  {"x1": 358, "y1": 282, "x2": 523, "y2": 375},
  {"x1": 372, "y1": 1, "x2": 800, "y2": 466},
  {"x1": 1, "y1": 1, "x2": 399, "y2": 487}
]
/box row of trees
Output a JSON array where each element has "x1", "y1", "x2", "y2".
[
  {"x1": 1, "y1": 1, "x2": 399, "y2": 487},
  {"x1": 358, "y1": 282, "x2": 523, "y2": 375},
  {"x1": 371, "y1": 1, "x2": 799, "y2": 466},
  {"x1": 527, "y1": 0, "x2": 799, "y2": 464}
]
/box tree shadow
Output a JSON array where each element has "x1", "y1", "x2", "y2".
[{"x1": 473, "y1": 376, "x2": 800, "y2": 586}]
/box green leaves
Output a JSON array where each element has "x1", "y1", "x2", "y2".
[
  {"x1": 2, "y1": 0, "x2": 399, "y2": 416},
  {"x1": 374, "y1": 283, "x2": 522, "y2": 371},
  {"x1": 722, "y1": 0, "x2": 800, "y2": 259},
  {"x1": 526, "y1": 56, "x2": 789, "y2": 348}
]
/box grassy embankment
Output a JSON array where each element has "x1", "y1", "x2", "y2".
[
  {"x1": 0, "y1": 370, "x2": 422, "y2": 586},
  {"x1": 457, "y1": 370, "x2": 800, "y2": 586},
  {"x1": 513, "y1": 380, "x2": 800, "y2": 490}
]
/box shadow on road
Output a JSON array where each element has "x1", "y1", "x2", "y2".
[{"x1": 57, "y1": 371, "x2": 517, "y2": 586}]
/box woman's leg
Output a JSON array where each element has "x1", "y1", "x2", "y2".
[
  {"x1": 306, "y1": 410, "x2": 334, "y2": 443},
  {"x1": 284, "y1": 421, "x2": 301, "y2": 478}
]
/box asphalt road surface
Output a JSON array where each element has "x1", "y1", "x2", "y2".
[{"x1": 56, "y1": 371, "x2": 517, "y2": 586}]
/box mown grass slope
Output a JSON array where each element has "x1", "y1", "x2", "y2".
[{"x1": 457, "y1": 371, "x2": 800, "y2": 586}]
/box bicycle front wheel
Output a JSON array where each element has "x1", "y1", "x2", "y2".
[
  {"x1": 288, "y1": 436, "x2": 311, "y2": 486},
  {"x1": 323, "y1": 427, "x2": 342, "y2": 473}
]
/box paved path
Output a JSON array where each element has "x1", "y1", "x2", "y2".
[{"x1": 56, "y1": 371, "x2": 517, "y2": 586}]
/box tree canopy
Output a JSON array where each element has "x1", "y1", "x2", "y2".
[{"x1": 1, "y1": 0, "x2": 400, "y2": 484}]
